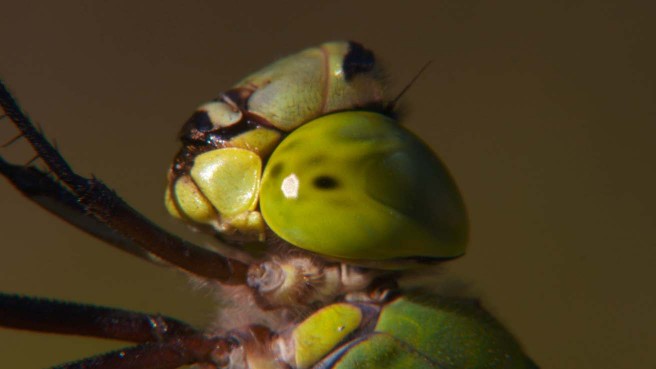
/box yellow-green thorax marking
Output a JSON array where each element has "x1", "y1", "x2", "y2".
[{"x1": 272, "y1": 295, "x2": 537, "y2": 369}]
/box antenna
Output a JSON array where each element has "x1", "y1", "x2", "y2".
[{"x1": 388, "y1": 60, "x2": 433, "y2": 110}]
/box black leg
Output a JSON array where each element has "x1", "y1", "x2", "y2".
[
  {"x1": 0, "y1": 156, "x2": 162, "y2": 262},
  {"x1": 48, "y1": 336, "x2": 232, "y2": 369},
  {"x1": 0, "y1": 293, "x2": 234, "y2": 368},
  {"x1": 0, "y1": 292, "x2": 199, "y2": 342},
  {"x1": 0, "y1": 81, "x2": 249, "y2": 284}
]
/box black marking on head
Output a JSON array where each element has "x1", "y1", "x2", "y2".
[
  {"x1": 223, "y1": 88, "x2": 253, "y2": 110},
  {"x1": 343, "y1": 42, "x2": 376, "y2": 81},
  {"x1": 214, "y1": 118, "x2": 260, "y2": 141},
  {"x1": 313, "y1": 175, "x2": 339, "y2": 190},
  {"x1": 174, "y1": 112, "x2": 281, "y2": 177},
  {"x1": 179, "y1": 111, "x2": 214, "y2": 142}
]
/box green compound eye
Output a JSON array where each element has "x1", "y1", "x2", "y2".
[{"x1": 260, "y1": 111, "x2": 468, "y2": 262}]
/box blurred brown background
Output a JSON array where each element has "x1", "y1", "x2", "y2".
[{"x1": 1, "y1": 1, "x2": 654, "y2": 368}]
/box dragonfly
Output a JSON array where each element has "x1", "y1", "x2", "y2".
[{"x1": 0, "y1": 41, "x2": 538, "y2": 369}]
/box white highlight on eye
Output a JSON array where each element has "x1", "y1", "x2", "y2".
[{"x1": 281, "y1": 173, "x2": 299, "y2": 199}]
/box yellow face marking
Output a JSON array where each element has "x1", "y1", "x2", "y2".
[
  {"x1": 170, "y1": 175, "x2": 217, "y2": 223},
  {"x1": 191, "y1": 147, "x2": 261, "y2": 217}
]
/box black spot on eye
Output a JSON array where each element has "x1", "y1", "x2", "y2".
[
  {"x1": 268, "y1": 163, "x2": 284, "y2": 178},
  {"x1": 343, "y1": 42, "x2": 376, "y2": 81},
  {"x1": 313, "y1": 175, "x2": 339, "y2": 190}
]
